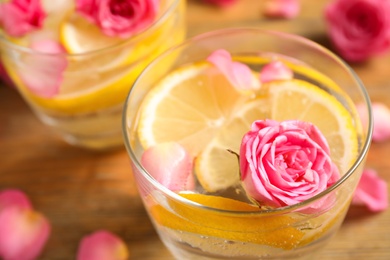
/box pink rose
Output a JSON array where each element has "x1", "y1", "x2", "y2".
[
  {"x1": 76, "y1": 0, "x2": 160, "y2": 38},
  {"x1": 201, "y1": 0, "x2": 237, "y2": 7},
  {"x1": 239, "y1": 120, "x2": 340, "y2": 209},
  {"x1": 263, "y1": 0, "x2": 300, "y2": 19},
  {"x1": 325, "y1": 0, "x2": 390, "y2": 62},
  {"x1": 0, "y1": 0, "x2": 46, "y2": 37}
]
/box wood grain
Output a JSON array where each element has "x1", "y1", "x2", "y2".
[{"x1": 1, "y1": 0, "x2": 389, "y2": 259}]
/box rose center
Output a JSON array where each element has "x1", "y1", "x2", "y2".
[
  {"x1": 109, "y1": 0, "x2": 135, "y2": 18},
  {"x1": 347, "y1": 3, "x2": 381, "y2": 36},
  {"x1": 277, "y1": 148, "x2": 314, "y2": 182}
]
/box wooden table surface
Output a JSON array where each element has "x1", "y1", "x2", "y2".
[{"x1": 1, "y1": 0, "x2": 390, "y2": 259}]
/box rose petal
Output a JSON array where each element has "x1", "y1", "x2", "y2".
[
  {"x1": 19, "y1": 39, "x2": 67, "y2": 98},
  {"x1": 0, "y1": 189, "x2": 32, "y2": 212},
  {"x1": 263, "y1": 0, "x2": 300, "y2": 19},
  {"x1": 352, "y1": 169, "x2": 388, "y2": 212},
  {"x1": 141, "y1": 142, "x2": 195, "y2": 192},
  {"x1": 77, "y1": 230, "x2": 129, "y2": 260},
  {"x1": 207, "y1": 49, "x2": 261, "y2": 91},
  {"x1": 357, "y1": 102, "x2": 390, "y2": 142},
  {"x1": 0, "y1": 207, "x2": 51, "y2": 260},
  {"x1": 0, "y1": 0, "x2": 46, "y2": 37},
  {"x1": 259, "y1": 61, "x2": 293, "y2": 83}
]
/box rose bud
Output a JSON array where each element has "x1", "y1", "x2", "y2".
[{"x1": 240, "y1": 120, "x2": 340, "y2": 211}]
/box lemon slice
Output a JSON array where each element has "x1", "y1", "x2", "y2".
[
  {"x1": 137, "y1": 62, "x2": 252, "y2": 156},
  {"x1": 149, "y1": 193, "x2": 349, "y2": 252},
  {"x1": 268, "y1": 79, "x2": 359, "y2": 173},
  {"x1": 195, "y1": 99, "x2": 269, "y2": 192}
]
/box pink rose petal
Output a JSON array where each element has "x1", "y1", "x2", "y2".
[
  {"x1": 352, "y1": 169, "x2": 388, "y2": 212},
  {"x1": 141, "y1": 142, "x2": 195, "y2": 192},
  {"x1": 357, "y1": 102, "x2": 390, "y2": 142},
  {"x1": 0, "y1": 0, "x2": 46, "y2": 37},
  {"x1": 19, "y1": 39, "x2": 67, "y2": 98},
  {"x1": 259, "y1": 61, "x2": 293, "y2": 83},
  {"x1": 264, "y1": 0, "x2": 300, "y2": 19},
  {"x1": 77, "y1": 230, "x2": 129, "y2": 260},
  {"x1": 0, "y1": 189, "x2": 32, "y2": 212},
  {"x1": 207, "y1": 49, "x2": 261, "y2": 91},
  {"x1": 0, "y1": 207, "x2": 51, "y2": 260}
]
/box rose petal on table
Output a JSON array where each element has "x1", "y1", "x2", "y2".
[
  {"x1": 263, "y1": 0, "x2": 300, "y2": 19},
  {"x1": 352, "y1": 169, "x2": 388, "y2": 212},
  {"x1": 357, "y1": 102, "x2": 390, "y2": 142},
  {"x1": 259, "y1": 61, "x2": 293, "y2": 83},
  {"x1": 77, "y1": 230, "x2": 129, "y2": 260},
  {"x1": 19, "y1": 39, "x2": 67, "y2": 98},
  {"x1": 141, "y1": 142, "x2": 195, "y2": 192},
  {"x1": 207, "y1": 49, "x2": 260, "y2": 91},
  {"x1": 0, "y1": 189, "x2": 32, "y2": 212},
  {"x1": 0, "y1": 207, "x2": 51, "y2": 260}
]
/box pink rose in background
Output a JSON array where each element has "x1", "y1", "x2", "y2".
[
  {"x1": 201, "y1": 0, "x2": 237, "y2": 8},
  {"x1": 357, "y1": 102, "x2": 390, "y2": 142},
  {"x1": 0, "y1": 0, "x2": 46, "y2": 37},
  {"x1": 76, "y1": 0, "x2": 160, "y2": 38},
  {"x1": 240, "y1": 120, "x2": 340, "y2": 209},
  {"x1": 325, "y1": 0, "x2": 390, "y2": 62}
]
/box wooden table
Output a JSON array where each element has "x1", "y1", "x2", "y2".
[{"x1": 1, "y1": 0, "x2": 389, "y2": 259}]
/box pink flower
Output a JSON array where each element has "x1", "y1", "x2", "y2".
[
  {"x1": 0, "y1": 0, "x2": 46, "y2": 37},
  {"x1": 325, "y1": 0, "x2": 390, "y2": 62},
  {"x1": 0, "y1": 207, "x2": 51, "y2": 260},
  {"x1": 263, "y1": 0, "x2": 300, "y2": 19},
  {"x1": 352, "y1": 169, "x2": 388, "y2": 212},
  {"x1": 259, "y1": 61, "x2": 293, "y2": 83},
  {"x1": 357, "y1": 102, "x2": 390, "y2": 142},
  {"x1": 77, "y1": 230, "x2": 130, "y2": 260},
  {"x1": 76, "y1": 0, "x2": 160, "y2": 38},
  {"x1": 200, "y1": 0, "x2": 237, "y2": 7},
  {"x1": 19, "y1": 39, "x2": 67, "y2": 98},
  {"x1": 141, "y1": 142, "x2": 195, "y2": 192},
  {"x1": 239, "y1": 120, "x2": 340, "y2": 209},
  {"x1": 207, "y1": 49, "x2": 261, "y2": 91}
]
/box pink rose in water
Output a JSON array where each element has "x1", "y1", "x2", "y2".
[
  {"x1": 240, "y1": 120, "x2": 340, "y2": 210},
  {"x1": 325, "y1": 0, "x2": 390, "y2": 62},
  {"x1": 0, "y1": 0, "x2": 46, "y2": 37},
  {"x1": 76, "y1": 0, "x2": 160, "y2": 38}
]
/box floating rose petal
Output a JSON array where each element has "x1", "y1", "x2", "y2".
[
  {"x1": 259, "y1": 61, "x2": 293, "y2": 83},
  {"x1": 263, "y1": 0, "x2": 300, "y2": 19},
  {"x1": 141, "y1": 142, "x2": 195, "y2": 192},
  {"x1": 357, "y1": 102, "x2": 390, "y2": 142},
  {"x1": 207, "y1": 49, "x2": 261, "y2": 91},
  {"x1": 77, "y1": 230, "x2": 129, "y2": 260},
  {"x1": 0, "y1": 207, "x2": 51, "y2": 260},
  {"x1": 0, "y1": 189, "x2": 32, "y2": 211},
  {"x1": 19, "y1": 39, "x2": 67, "y2": 98},
  {"x1": 352, "y1": 169, "x2": 388, "y2": 212}
]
